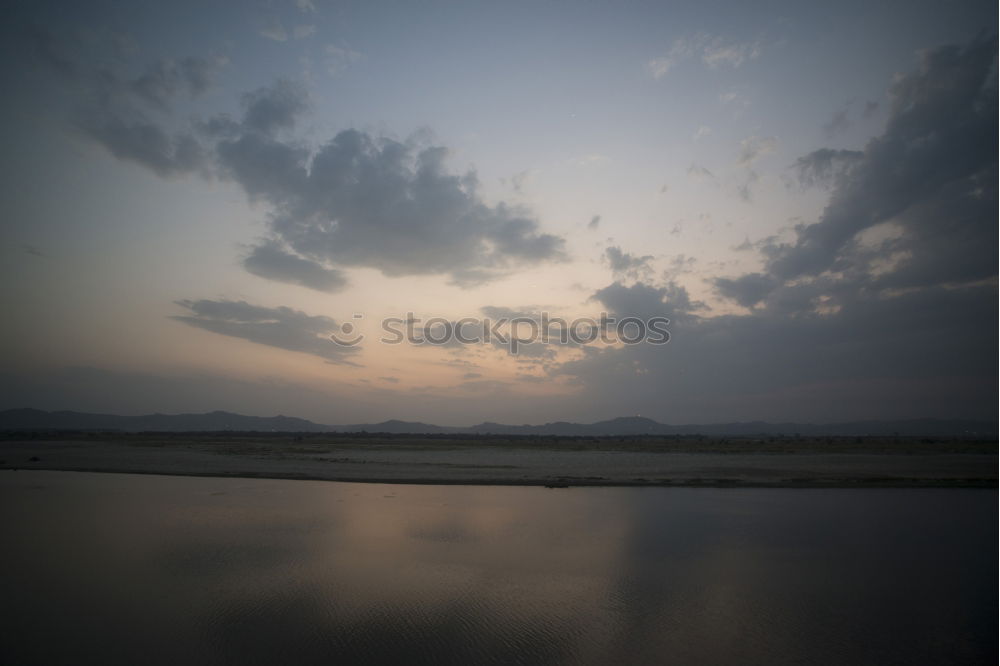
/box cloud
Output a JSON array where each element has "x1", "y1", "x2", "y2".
[
  {"x1": 686, "y1": 163, "x2": 714, "y2": 180},
  {"x1": 507, "y1": 169, "x2": 531, "y2": 193},
  {"x1": 470, "y1": 307, "x2": 591, "y2": 357},
  {"x1": 25, "y1": 25, "x2": 83, "y2": 78},
  {"x1": 94, "y1": 121, "x2": 206, "y2": 179},
  {"x1": 42, "y1": 46, "x2": 565, "y2": 288},
  {"x1": 28, "y1": 31, "x2": 225, "y2": 178},
  {"x1": 646, "y1": 56, "x2": 675, "y2": 79},
  {"x1": 592, "y1": 280, "x2": 700, "y2": 320},
  {"x1": 171, "y1": 300, "x2": 359, "y2": 364},
  {"x1": 648, "y1": 33, "x2": 762, "y2": 78},
  {"x1": 822, "y1": 108, "x2": 851, "y2": 137},
  {"x1": 129, "y1": 57, "x2": 223, "y2": 109},
  {"x1": 692, "y1": 125, "x2": 712, "y2": 141},
  {"x1": 713, "y1": 273, "x2": 779, "y2": 308},
  {"x1": 491, "y1": 338, "x2": 556, "y2": 359},
  {"x1": 663, "y1": 254, "x2": 697, "y2": 280},
  {"x1": 792, "y1": 148, "x2": 863, "y2": 189},
  {"x1": 605, "y1": 246, "x2": 654, "y2": 281},
  {"x1": 228, "y1": 128, "x2": 565, "y2": 285},
  {"x1": 737, "y1": 135, "x2": 776, "y2": 166},
  {"x1": 701, "y1": 39, "x2": 761, "y2": 68},
  {"x1": 736, "y1": 135, "x2": 776, "y2": 201},
  {"x1": 758, "y1": 37, "x2": 997, "y2": 286},
  {"x1": 293, "y1": 25, "x2": 316, "y2": 40},
  {"x1": 243, "y1": 240, "x2": 348, "y2": 292},
  {"x1": 550, "y1": 38, "x2": 998, "y2": 422},
  {"x1": 553, "y1": 279, "x2": 996, "y2": 422},
  {"x1": 84, "y1": 119, "x2": 208, "y2": 177},
  {"x1": 260, "y1": 19, "x2": 288, "y2": 42},
  {"x1": 324, "y1": 44, "x2": 363, "y2": 75},
  {"x1": 479, "y1": 305, "x2": 544, "y2": 320},
  {"x1": 259, "y1": 18, "x2": 316, "y2": 42},
  {"x1": 241, "y1": 79, "x2": 310, "y2": 135}
]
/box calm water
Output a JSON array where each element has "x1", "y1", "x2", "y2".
[{"x1": 0, "y1": 471, "x2": 995, "y2": 665}]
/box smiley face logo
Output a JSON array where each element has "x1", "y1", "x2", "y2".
[{"x1": 330, "y1": 314, "x2": 365, "y2": 346}]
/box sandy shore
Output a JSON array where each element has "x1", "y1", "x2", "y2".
[{"x1": 1, "y1": 435, "x2": 996, "y2": 487}]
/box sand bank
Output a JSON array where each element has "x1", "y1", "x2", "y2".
[{"x1": 1, "y1": 435, "x2": 995, "y2": 487}]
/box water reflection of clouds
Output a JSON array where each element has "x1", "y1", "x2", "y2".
[
  {"x1": 140, "y1": 481, "x2": 631, "y2": 664},
  {"x1": 2, "y1": 473, "x2": 994, "y2": 665},
  {"x1": 152, "y1": 481, "x2": 640, "y2": 663}
]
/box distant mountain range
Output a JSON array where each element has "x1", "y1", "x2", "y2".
[{"x1": 0, "y1": 408, "x2": 995, "y2": 437}]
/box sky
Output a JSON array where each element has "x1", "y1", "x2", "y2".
[{"x1": 0, "y1": 0, "x2": 996, "y2": 425}]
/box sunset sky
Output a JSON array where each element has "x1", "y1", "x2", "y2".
[{"x1": 1, "y1": 0, "x2": 996, "y2": 425}]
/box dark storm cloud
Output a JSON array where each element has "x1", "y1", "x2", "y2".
[
  {"x1": 792, "y1": 148, "x2": 863, "y2": 189},
  {"x1": 554, "y1": 280, "x2": 996, "y2": 421},
  {"x1": 30, "y1": 39, "x2": 566, "y2": 287},
  {"x1": 713, "y1": 273, "x2": 779, "y2": 308},
  {"x1": 760, "y1": 37, "x2": 997, "y2": 285},
  {"x1": 553, "y1": 37, "x2": 998, "y2": 422},
  {"x1": 171, "y1": 300, "x2": 358, "y2": 364},
  {"x1": 242, "y1": 240, "x2": 348, "y2": 292}
]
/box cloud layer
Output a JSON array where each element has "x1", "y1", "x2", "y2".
[
  {"x1": 749, "y1": 38, "x2": 997, "y2": 293},
  {"x1": 30, "y1": 36, "x2": 566, "y2": 292},
  {"x1": 217, "y1": 112, "x2": 566, "y2": 287},
  {"x1": 553, "y1": 37, "x2": 998, "y2": 422},
  {"x1": 172, "y1": 300, "x2": 358, "y2": 364},
  {"x1": 648, "y1": 32, "x2": 762, "y2": 79}
]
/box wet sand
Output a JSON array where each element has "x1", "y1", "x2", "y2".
[{"x1": 1, "y1": 433, "x2": 995, "y2": 487}]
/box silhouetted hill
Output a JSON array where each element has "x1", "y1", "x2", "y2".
[
  {"x1": 466, "y1": 417, "x2": 666, "y2": 436},
  {"x1": 0, "y1": 408, "x2": 994, "y2": 437},
  {"x1": 0, "y1": 408, "x2": 329, "y2": 432},
  {"x1": 329, "y1": 419, "x2": 456, "y2": 434}
]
